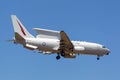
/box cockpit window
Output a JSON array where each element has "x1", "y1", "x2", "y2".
[{"x1": 102, "y1": 46, "x2": 106, "y2": 48}]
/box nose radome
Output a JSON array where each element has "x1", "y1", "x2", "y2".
[{"x1": 106, "y1": 48, "x2": 110, "y2": 55}]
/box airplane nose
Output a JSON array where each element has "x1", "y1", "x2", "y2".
[{"x1": 105, "y1": 48, "x2": 110, "y2": 55}]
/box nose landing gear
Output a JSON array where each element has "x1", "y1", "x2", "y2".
[
  {"x1": 97, "y1": 56, "x2": 100, "y2": 60},
  {"x1": 97, "y1": 57, "x2": 100, "y2": 60}
]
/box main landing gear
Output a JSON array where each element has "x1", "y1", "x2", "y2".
[
  {"x1": 56, "y1": 55, "x2": 60, "y2": 60},
  {"x1": 56, "y1": 50, "x2": 65, "y2": 60},
  {"x1": 56, "y1": 54, "x2": 61, "y2": 60}
]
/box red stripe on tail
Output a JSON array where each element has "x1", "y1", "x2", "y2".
[{"x1": 17, "y1": 20, "x2": 26, "y2": 36}]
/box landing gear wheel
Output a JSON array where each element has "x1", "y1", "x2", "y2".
[
  {"x1": 56, "y1": 56, "x2": 60, "y2": 60},
  {"x1": 97, "y1": 57, "x2": 100, "y2": 60}
]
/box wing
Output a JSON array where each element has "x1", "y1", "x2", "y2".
[
  {"x1": 33, "y1": 28, "x2": 60, "y2": 39},
  {"x1": 60, "y1": 31, "x2": 73, "y2": 50},
  {"x1": 60, "y1": 31, "x2": 75, "y2": 58}
]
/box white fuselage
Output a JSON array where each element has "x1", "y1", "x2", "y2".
[
  {"x1": 11, "y1": 15, "x2": 110, "y2": 60},
  {"x1": 25, "y1": 38, "x2": 110, "y2": 56}
]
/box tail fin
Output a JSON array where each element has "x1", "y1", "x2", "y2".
[{"x1": 11, "y1": 15, "x2": 34, "y2": 39}]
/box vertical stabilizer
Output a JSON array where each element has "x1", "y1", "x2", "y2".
[{"x1": 11, "y1": 15, "x2": 34, "y2": 39}]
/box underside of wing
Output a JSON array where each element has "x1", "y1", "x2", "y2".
[
  {"x1": 33, "y1": 28, "x2": 60, "y2": 39},
  {"x1": 60, "y1": 31, "x2": 74, "y2": 51},
  {"x1": 59, "y1": 31, "x2": 75, "y2": 58}
]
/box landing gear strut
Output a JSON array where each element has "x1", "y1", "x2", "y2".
[{"x1": 60, "y1": 49, "x2": 64, "y2": 56}]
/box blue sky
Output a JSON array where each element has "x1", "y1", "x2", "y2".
[{"x1": 0, "y1": 0, "x2": 120, "y2": 80}]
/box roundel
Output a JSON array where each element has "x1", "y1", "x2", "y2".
[{"x1": 42, "y1": 42, "x2": 46, "y2": 46}]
